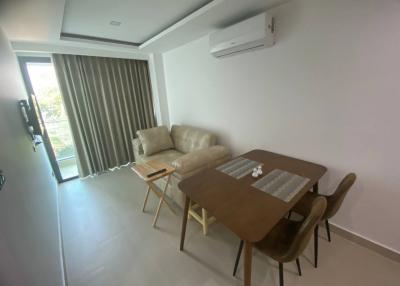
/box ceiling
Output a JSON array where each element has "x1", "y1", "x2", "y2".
[
  {"x1": 0, "y1": 0, "x2": 290, "y2": 55},
  {"x1": 61, "y1": 0, "x2": 212, "y2": 45}
]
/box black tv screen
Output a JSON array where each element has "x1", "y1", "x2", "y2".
[{"x1": 18, "y1": 99, "x2": 43, "y2": 137}]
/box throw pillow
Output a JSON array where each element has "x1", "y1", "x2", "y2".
[{"x1": 136, "y1": 126, "x2": 174, "y2": 156}]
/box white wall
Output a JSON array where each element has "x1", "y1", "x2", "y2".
[
  {"x1": 0, "y1": 28, "x2": 64, "y2": 285},
  {"x1": 148, "y1": 53, "x2": 171, "y2": 126},
  {"x1": 162, "y1": 0, "x2": 400, "y2": 252}
]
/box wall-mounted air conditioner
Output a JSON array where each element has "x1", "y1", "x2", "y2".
[{"x1": 209, "y1": 12, "x2": 275, "y2": 58}]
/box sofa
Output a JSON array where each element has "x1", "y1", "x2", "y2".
[{"x1": 133, "y1": 125, "x2": 231, "y2": 208}]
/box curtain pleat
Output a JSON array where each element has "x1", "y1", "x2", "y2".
[{"x1": 52, "y1": 54, "x2": 157, "y2": 177}]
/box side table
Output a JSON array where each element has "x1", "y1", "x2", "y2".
[{"x1": 131, "y1": 160, "x2": 176, "y2": 227}]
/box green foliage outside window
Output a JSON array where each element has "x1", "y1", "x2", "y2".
[
  {"x1": 28, "y1": 64, "x2": 75, "y2": 160},
  {"x1": 37, "y1": 86, "x2": 75, "y2": 159}
]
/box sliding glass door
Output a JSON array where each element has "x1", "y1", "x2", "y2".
[{"x1": 19, "y1": 57, "x2": 79, "y2": 182}]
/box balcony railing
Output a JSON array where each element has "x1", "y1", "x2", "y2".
[{"x1": 43, "y1": 119, "x2": 75, "y2": 161}]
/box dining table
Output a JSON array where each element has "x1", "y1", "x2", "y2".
[{"x1": 178, "y1": 149, "x2": 327, "y2": 286}]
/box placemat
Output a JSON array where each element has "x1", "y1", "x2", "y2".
[
  {"x1": 216, "y1": 157, "x2": 262, "y2": 179},
  {"x1": 252, "y1": 169, "x2": 310, "y2": 202}
]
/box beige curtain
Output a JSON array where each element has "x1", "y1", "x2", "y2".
[{"x1": 52, "y1": 54, "x2": 157, "y2": 177}]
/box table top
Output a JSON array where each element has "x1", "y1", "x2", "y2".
[
  {"x1": 178, "y1": 149, "x2": 327, "y2": 242},
  {"x1": 131, "y1": 160, "x2": 175, "y2": 182}
]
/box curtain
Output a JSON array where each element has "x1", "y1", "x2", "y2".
[{"x1": 52, "y1": 54, "x2": 157, "y2": 177}]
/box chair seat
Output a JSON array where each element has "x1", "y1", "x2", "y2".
[
  {"x1": 255, "y1": 218, "x2": 302, "y2": 262},
  {"x1": 293, "y1": 192, "x2": 328, "y2": 220}
]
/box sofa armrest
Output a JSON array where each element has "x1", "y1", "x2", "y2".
[
  {"x1": 172, "y1": 145, "x2": 231, "y2": 178},
  {"x1": 132, "y1": 138, "x2": 144, "y2": 160}
]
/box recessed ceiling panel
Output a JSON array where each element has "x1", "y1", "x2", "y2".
[{"x1": 61, "y1": 0, "x2": 212, "y2": 45}]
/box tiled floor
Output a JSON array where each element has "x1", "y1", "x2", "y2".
[{"x1": 59, "y1": 167, "x2": 400, "y2": 286}]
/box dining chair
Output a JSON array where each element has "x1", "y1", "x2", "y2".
[
  {"x1": 233, "y1": 197, "x2": 327, "y2": 286},
  {"x1": 292, "y1": 173, "x2": 356, "y2": 268}
]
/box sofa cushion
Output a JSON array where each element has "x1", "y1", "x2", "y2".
[
  {"x1": 138, "y1": 149, "x2": 184, "y2": 166},
  {"x1": 171, "y1": 125, "x2": 216, "y2": 154},
  {"x1": 172, "y1": 145, "x2": 230, "y2": 178},
  {"x1": 137, "y1": 126, "x2": 174, "y2": 156}
]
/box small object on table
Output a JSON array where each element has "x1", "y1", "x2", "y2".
[
  {"x1": 252, "y1": 168, "x2": 259, "y2": 178},
  {"x1": 257, "y1": 165, "x2": 263, "y2": 175},
  {"x1": 131, "y1": 160, "x2": 176, "y2": 227},
  {"x1": 147, "y1": 168, "x2": 167, "y2": 178}
]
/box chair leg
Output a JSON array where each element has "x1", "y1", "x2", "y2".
[
  {"x1": 202, "y1": 208, "x2": 208, "y2": 235},
  {"x1": 314, "y1": 225, "x2": 319, "y2": 268},
  {"x1": 233, "y1": 240, "x2": 244, "y2": 276},
  {"x1": 296, "y1": 258, "x2": 302, "y2": 276},
  {"x1": 279, "y1": 262, "x2": 284, "y2": 286},
  {"x1": 287, "y1": 211, "x2": 292, "y2": 219},
  {"x1": 325, "y1": 219, "x2": 331, "y2": 242},
  {"x1": 187, "y1": 201, "x2": 192, "y2": 220}
]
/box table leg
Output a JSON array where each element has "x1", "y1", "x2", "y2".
[
  {"x1": 188, "y1": 201, "x2": 192, "y2": 220},
  {"x1": 148, "y1": 181, "x2": 176, "y2": 214},
  {"x1": 314, "y1": 225, "x2": 319, "y2": 268},
  {"x1": 152, "y1": 175, "x2": 171, "y2": 227},
  {"x1": 142, "y1": 185, "x2": 150, "y2": 212},
  {"x1": 313, "y1": 181, "x2": 319, "y2": 268},
  {"x1": 313, "y1": 182, "x2": 319, "y2": 194},
  {"x1": 180, "y1": 195, "x2": 190, "y2": 251},
  {"x1": 244, "y1": 241, "x2": 253, "y2": 286}
]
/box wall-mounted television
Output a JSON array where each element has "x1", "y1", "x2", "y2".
[{"x1": 18, "y1": 97, "x2": 43, "y2": 141}]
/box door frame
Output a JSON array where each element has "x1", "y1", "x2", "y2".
[{"x1": 18, "y1": 56, "x2": 78, "y2": 183}]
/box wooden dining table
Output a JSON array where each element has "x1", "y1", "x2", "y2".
[{"x1": 178, "y1": 149, "x2": 327, "y2": 286}]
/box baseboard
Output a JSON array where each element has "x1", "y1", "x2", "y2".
[{"x1": 329, "y1": 222, "x2": 400, "y2": 263}]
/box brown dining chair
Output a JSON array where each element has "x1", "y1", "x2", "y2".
[
  {"x1": 233, "y1": 197, "x2": 327, "y2": 286},
  {"x1": 291, "y1": 173, "x2": 356, "y2": 268}
]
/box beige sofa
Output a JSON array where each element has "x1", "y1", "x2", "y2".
[{"x1": 133, "y1": 125, "x2": 231, "y2": 208}]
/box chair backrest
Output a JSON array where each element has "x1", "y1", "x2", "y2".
[
  {"x1": 284, "y1": 196, "x2": 327, "y2": 262},
  {"x1": 325, "y1": 173, "x2": 357, "y2": 219},
  {"x1": 170, "y1": 125, "x2": 217, "y2": 154}
]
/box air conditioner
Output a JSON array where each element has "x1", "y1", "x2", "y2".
[{"x1": 209, "y1": 12, "x2": 275, "y2": 58}]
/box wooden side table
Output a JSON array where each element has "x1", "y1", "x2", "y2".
[{"x1": 131, "y1": 160, "x2": 176, "y2": 227}]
